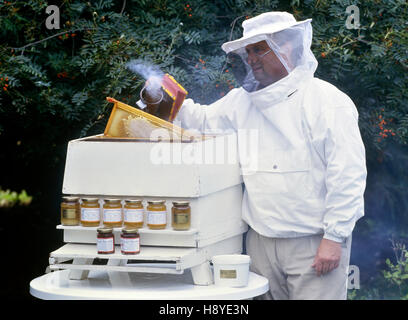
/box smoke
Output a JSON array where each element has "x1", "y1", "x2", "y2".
[
  {"x1": 126, "y1": 59, "x2": 163, "y2": 102},
  {"x1": 350, "y1": 141, "x2": 408, "y2": 295}
]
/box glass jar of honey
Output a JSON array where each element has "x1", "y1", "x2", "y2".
[
  {"x1": 124, "y1": 199, "x2": 144, "y2": 228},
  {"x1": 146, "y1": 200, "x2": 167, "y2": 230},
  {"x1": 60, "y1": 196, "x2": 80, "y2": 226},
  {"x1": 171, "y1": 201, "x2": 191, "y2": 231},
  {"x1": 97, "y1": 227, "x2": 115, "y2": 254},
  {"x1": 103, "y1": 199, "x2": 123, "y2": 228},
  {"x1": 81, "y1": 198, "x2": 101, "y2": 227},
  {"x1": 120, "y1": 228, "x2": 140, "y2": 255}
]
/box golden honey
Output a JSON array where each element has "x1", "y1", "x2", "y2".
[
  {"x1": 171, "y1": 201, "x2": 191, "y2": 231},
  {"x1": 60, "y1": 196, "x2": 80, "y2": 226},
  {"x1": 103, "y1": 199, "x2": 123, "y2": 228},
  {"x1": 81, "y1": 198, "x2": 101, "y2": 227},
  {"x1": 146, "y1": 200, "x2": 167, "y2": 230},
  {"x1": 124, "y1": 199, "x2": 144, "y2": 228}
]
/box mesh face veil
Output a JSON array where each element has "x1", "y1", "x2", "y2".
[{"x1": 225, "y1": 22, "x2": 318, "y2": 92}]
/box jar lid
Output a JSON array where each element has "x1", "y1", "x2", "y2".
[
  {"x1": 97, "y1": 227, "x2": 113, "y2": 234},
  {"x1": 104, "y1": 198, "x2": 121, "y2": 203},
  {"x1": 148, "y1": 200, "x2": 166, "y2": 205},
  {"x1": 122, "y1": 228, "x2": 139, "y2": 234},
  {"x1": 125, "y1": 199, "x2": 143, "y2": 203},
  {"x1": 62, "y1": 196, "x2": 79, "y2": 202},
  {"x1": 82, "y1": 197, "x2": 99, "y2": 202},
  {"x1": 172, "y1": 201, "x2": 190, "y2": 206}
]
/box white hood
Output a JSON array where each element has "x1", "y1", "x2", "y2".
[{"x1": 223, "y1": 12, "x2": 318, "y2": 92}]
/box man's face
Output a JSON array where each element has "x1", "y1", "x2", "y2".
[{"x1": 245, "y1": 41, "x2": 288, "y2": 87}]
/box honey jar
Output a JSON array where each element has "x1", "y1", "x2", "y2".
[
  {"x1": 60, "y1": 196, "x2": 80, "y2": 226},
  {"x1": 124, "y1": 199, "x2": 144, "y2": 228},
  {"x1": 146, "y1": 200, "x2": 167, "y2": 230},
  {"x1": 120, "y1": 228, "x2": 140, "y2": 255},
  {"x1": 97, "y1": 227, "x2": 115, "y2": 254},
  {"x1": 103, "y1": 199, "x2": 123, "y2": 228},
  {"x1": 171, "y1": 201, "x2": 191, "y2": 230},
  {"x1": 81, "y1": 198, "x2": 101, "y2": 227}
]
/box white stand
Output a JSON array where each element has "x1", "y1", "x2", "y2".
[
  {"x1": 30, "y1": 269, "x2": 269, "y2": 300},
  {"x1": 69, "y1": 258, "x2": 93, "y2": 280},
  {"x1": 48, "y1": 232, "x2": 244, "y2": 285},
  {"x1": 191, "y1": 262, "x2": 213, "y2": 286}
]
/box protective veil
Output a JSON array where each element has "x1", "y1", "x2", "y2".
[
  {"x1": 223, "y1": 13, "x2": 317, "y2": 92},
  {"x1": 175, "y1": 12, "x2": 366, "y2": 243}
]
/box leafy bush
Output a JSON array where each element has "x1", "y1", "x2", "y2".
[
  {"x1": 383, "y1": 240, "x2": 408, "y2": 299},
  {"x1": 0, "y1": 188, "x2": 32, "y2": 207},
  {"x1": 348, "y1": 239, "x2": 408, "y2": 300}
]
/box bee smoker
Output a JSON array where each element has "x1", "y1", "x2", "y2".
[{"x1": 136, "y1": 74, "x2": 188, "y2": 122}]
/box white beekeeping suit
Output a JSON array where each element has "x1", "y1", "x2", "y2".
[{"x1": 176, "y1": 12, "x2": 366, "y2": 246}]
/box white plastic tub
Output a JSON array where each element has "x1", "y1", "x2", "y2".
[{"x1": 212, "y1": 254, "x2": 251, "y2": 287}]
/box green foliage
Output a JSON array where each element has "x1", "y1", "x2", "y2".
[
  {"x1": 0, "y1": 188, "x2": 32, "y2": 208},
  {"x1": 383, "y1": 241, "x2": 408, "y2": 299},
  {"x1": 348, "y1": 239, "x2": 408, "y2": 300}
]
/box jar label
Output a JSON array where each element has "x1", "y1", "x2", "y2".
[
  {"x1": 121, "y1": 236, "x2": 140, "y2": 253},
  {"x1": 97, "y1": 237, "x2": 114, "y2": 253},
  {"x1": 81, "y1": 208, "x2": 100, "y2": 222},
  {"x1": 220, "y1": 269, "x2": 237, "y2": 279},
  {"x1": 173, "y1": 213, "x2": 190, "y2": 225},
  {"x1": 124, "y1": 208, "x2": 144, "y2": 223},
  {"x1": 103, "y1": 209, "x2": 122, "y2": 223},
  {"x1": 62, "y1": 208, "x2": 77, "y2": 219},
  {"x1": 147, "y1": 210, "x2": 166, "y2": 225}
]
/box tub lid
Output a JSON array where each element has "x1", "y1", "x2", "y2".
[{"x1": 212, "y1": 254, "x2": 251, "y2": 265}]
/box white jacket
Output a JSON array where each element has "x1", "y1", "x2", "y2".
[{"x1": 175, "y1": 66, "x2": 367, "y2": 242}]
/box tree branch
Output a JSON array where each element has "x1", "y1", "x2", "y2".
[
  {"x1": 10, "y1": 28, "x2": 95, "y2": 52},
  {"x1": 228, "y1": 15, "x2": 247, "y2": 42},
  {"x1": 120, "y1": 0, "x2": 126, "y2": 15}
]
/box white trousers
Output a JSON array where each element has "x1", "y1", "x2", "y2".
[{"x1": 246, "y1": 228, "x2": 352, "y2": 300}]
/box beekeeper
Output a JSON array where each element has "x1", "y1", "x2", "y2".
[{"x1": 175, "y1": 12, "x2": 367, "y2": 300}]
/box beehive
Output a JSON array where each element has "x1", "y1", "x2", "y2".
[{"x1": 104, "y1": 97, "x2": 185, "y2": 139}]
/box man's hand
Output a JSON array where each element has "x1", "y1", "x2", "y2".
[{"x1": 311, "y1": 238, "x2": 342, "y2": 276}]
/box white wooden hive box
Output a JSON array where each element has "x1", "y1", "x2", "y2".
[{"x1": 61, "y1": 133, "x2": 247, "y2": 248}]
